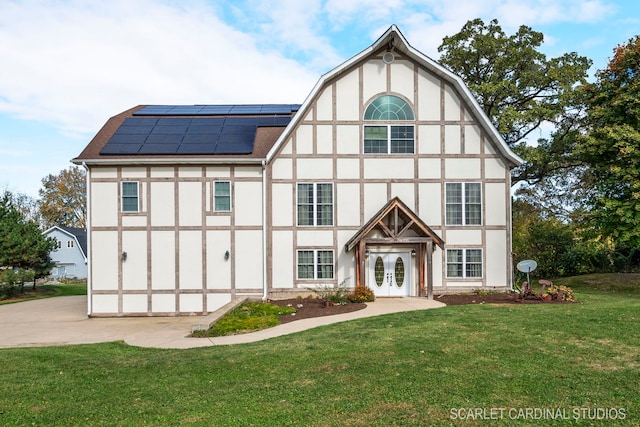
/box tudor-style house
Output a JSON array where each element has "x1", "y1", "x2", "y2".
[{"x1": 73, "y1": 25, "x2": 523, "y2": 317}]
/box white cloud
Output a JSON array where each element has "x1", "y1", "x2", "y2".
[
  {"x1": 0, "y1": 0, "x2": 624, "y2": 139},
  {"x1": 0, "y1": 0, "x2": 319, "y2": 136}
]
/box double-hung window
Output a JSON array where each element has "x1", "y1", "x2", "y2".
[
  {"x1": 446, "y1": 183, "x2": 482, "y2": 225},
  {"x1": 446, "y1": 249, "x2": 482, "y2": 278},
  {"x1": 214, "y1": 181, "x2": 231, "y2": 212},
  {"x1": 121, "y1": 182, "x2": 139, "y2": 212},
  {"x1": 297, "y1": 249, "x2": 334, "y2": 280},
  {"x1": 364, "y1": 95, "x2": 415, "y2": 154},
  {"x1": 297, "y1": 183, "x2": 333, "y2": 226}
]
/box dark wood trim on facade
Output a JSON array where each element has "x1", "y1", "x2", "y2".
[{"x1": 345, "y1": 197, "x2": 444, "y2": 299}]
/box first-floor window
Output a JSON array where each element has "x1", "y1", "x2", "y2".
[
  {"x1": 446, "y1": 249, "x2": 482, "y2": 278},
  {"x1": 214, "y1": 181, "x2": 231, "y2": 211},
  {"x1": 297, "y1": 249, "x2": 334, "y2": 280},
  {"x1": 121, "y1": 181, "x2": 139, "y2": 212}
]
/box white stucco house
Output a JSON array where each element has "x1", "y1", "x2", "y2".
[
  {"x1": 43, "y1": 226, "x2": 88, "y2": 279},
  {"x1": 73, "y1": 26, "x2": 523, "y2": 317}
]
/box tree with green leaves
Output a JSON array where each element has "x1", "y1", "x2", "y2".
[
  {"x1": 39, "y1": 165, "x2": 86, "y2": 229},
  {"x1": 0, "y1": 191, "x2": 56, "y2": 293},
  {"x1": 512, "y1": 199, "x2": 613, "y2": 278},
  {"x1": 438, "y1": 18, "x2": 591, "y2": 185},
  {"x1": 576, "y1": 35, "x2": 640, "y2": 247}
]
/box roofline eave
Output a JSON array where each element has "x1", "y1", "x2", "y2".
[{"x1": 72, "y1": 157, "x2": 266, "y2": 166}]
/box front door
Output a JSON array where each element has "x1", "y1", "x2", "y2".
[{"x1": 369, "y1": 252, "x2": 411, "y2": 297}]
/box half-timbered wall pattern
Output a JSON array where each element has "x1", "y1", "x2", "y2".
[{"x1": 268, "y1": 54, "x2": 511, "y2": 296}]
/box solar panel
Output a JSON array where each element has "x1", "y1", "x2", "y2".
[
  {"x1": 188, "y1": 118, "x2": 225, "y2": 126},
  {"x1": 182, "y1": 134, "x2": 216, "y2": 143},
  {"x1": 145, "y1": 134, "x2": 183, "y2": 144},
  {"x1": 229, "y1": 105, "x2": 262, "y2": 114},
  {"x1": 151, "y1": 125, "x2": 189, "y2": 134},
  {"x1": 157, "y1": 118, "x2": 192, "y2": 126},
  {"x1": 106, "y1": 134, "x2": 148, "y2": 144},
  {"x1": 100, "y1": 143, "x2": 142, "y2": 154},
  {"x1": 102, "y1": 105, "x2": 297, "y2": 155},
  {"x1": 197, "y1": 106, "x2": 232, "y2": 115},
  {"x1": 133, "y1": 104, "x2": 301, "y2": 116},
  {"x1": 176, "y1": 144, "x2": 218, "y2": 154},
  {"x1": 138, "y1": 144, "x2": 179, "y2": 154}
]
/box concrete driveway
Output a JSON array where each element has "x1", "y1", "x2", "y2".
[{"x1": 0, "y1": 296, "x2": 444, "y2": 349}]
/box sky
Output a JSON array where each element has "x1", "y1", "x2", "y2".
[{"x1": 1, "y1": 0, "x2": 638, "y2": 198}]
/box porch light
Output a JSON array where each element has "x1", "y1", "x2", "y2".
[
  {"x1": 121, "y1": 251, "x2": 127, "y2": 262},
  {"x1": 224, "y1": 250, "x2": 230, "y2": 261},
  {"x1": 365, "y1": 249, "x2": 370, "y2": 258},
  {"x1": 411, "y1": 249, "x2": 416, "y2": 257}
]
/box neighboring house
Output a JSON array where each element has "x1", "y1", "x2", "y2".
[
  {"x1": 73, "y1": 26, "x2": 523, "y2": 317},
  {"x1": 44, "y1": 226, "x2": 88, "y2": 279}
]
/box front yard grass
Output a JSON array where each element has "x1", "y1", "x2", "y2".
[
  {"x1": 0, "y1": 274, "x2": 638, "y2": 425},
  {"x1": 0, "y1": 281, "x2": 86, "y2": 305}
]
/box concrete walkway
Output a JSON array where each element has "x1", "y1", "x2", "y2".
[{"x1": 0, "y1": 296, "x2": 445, "y2": 349}]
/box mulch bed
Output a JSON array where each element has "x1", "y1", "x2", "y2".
[
  {"x1": 271, "y1": 293, "x2": 572, "y2": 324},
  {"x1": 436, "y1": 292, "x2": 575, "y2": 305},
  {"x1": 271, "y1": 298, "x2": 366, "y2": 324}
]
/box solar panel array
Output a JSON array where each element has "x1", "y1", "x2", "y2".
[
  {"x1": 100, "y1": 105, "x2": 299, "y2": 155},
  {"x1": 133, "y1": 104, "x2": 300, "y2": 116}
]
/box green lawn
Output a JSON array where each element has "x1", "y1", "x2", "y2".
[
  {"x1": 0, "y1": 275, "x2": 638, "y2": 426},
  {"x1": 0, "y1": 281, "x2": 87, "y2": 305}
]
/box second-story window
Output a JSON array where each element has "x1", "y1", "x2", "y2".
[
  {"x1": 364, "y1": 95, "x2": 415, "y2": 154},
  {"x1": 297, "y1": 183, "x2": 333, "y2": 226}
]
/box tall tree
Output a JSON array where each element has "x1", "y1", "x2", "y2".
[
  {"x1": 0, "y1": 191, "x2": 56, "y2": 279},
  {"x1": 576, "y1": 36, "x2": 640, "y2": 247},
  {"x1": 39, "y1": 165, "x2": 86, "y2": 229},
  {"x1": 0, "y1": 188, "x2": 41, "y2": 225},
  {"x1": 438, "y1": 18, "x2": 591, "y2": 185}
]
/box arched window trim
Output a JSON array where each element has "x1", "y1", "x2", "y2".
[
  {"x1": 364, "y1": 95, "x2": 415, "y2": 121},
  {"x1": 363, "y1": 94, "x2": 415, "y2": 154}
]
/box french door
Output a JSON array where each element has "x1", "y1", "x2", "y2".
[{"x1": 369, "y1": 252, "x2": 411, "y2": 296}]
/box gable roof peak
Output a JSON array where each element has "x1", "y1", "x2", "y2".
[{"x1": 266, "y1": 25, "x2": 524, "y2": 167}]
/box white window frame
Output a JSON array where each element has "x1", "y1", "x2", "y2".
[
  {"x1": 297, "y1": 249, "x2": 335, "y2": 280},
  {"x1": 445, "y1": 182, "x2": 482, "y2": 226},
  {"x1": 297, "y1": 183, "x2": 334, "y2": 227},
  {"x1": 214, "y1": 181, "x2": 232, "y2": 212},
  {"x1": 446, "y1": 248, "x2": 483, "y2": 278},
  {"x1": 363, "y1": 124, "x2": 415, "y2": 154},
  {"x1": 121, "y1": 181, "x2": 139, "y2": 213}
]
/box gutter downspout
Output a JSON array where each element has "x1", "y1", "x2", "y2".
[
  {"x1": 82, "y1": 162, "x2": 92, "y2": 316},
  {"x1": 261, "y1": 160, "x2": 268, "y2": 301}
]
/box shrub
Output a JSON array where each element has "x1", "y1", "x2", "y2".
[
  {"x1": 543, "y1": 284, "x2": 576, "y2": 302},
  {"x1": 308, "y1": 278, "x2": 352, "y2": 305},
  {"x1": 348, "y1": 285, "x2": 375, "y2": 303}
]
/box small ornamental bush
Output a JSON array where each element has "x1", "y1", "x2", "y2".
[
  {"x1": 348, "y1": 285, "x2": 375, "y2": 303},
  {"x1": 544, "y1": 284, "x2": 576, "y2": 302},
  {"x1": 308, "y1": 279, "x2": 352, "y2": 305}
]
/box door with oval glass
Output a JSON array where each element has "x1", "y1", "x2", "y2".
[{"x1": 369, "y1": 252, "x2": 411, "y2": 296}]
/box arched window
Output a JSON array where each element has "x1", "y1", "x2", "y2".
[
  {"x1": 363, "y1": 95, "x2": 415, "y2": 154},
  {"x1": 364, "y1": 95, "x2": 414, "y2": 120}
]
